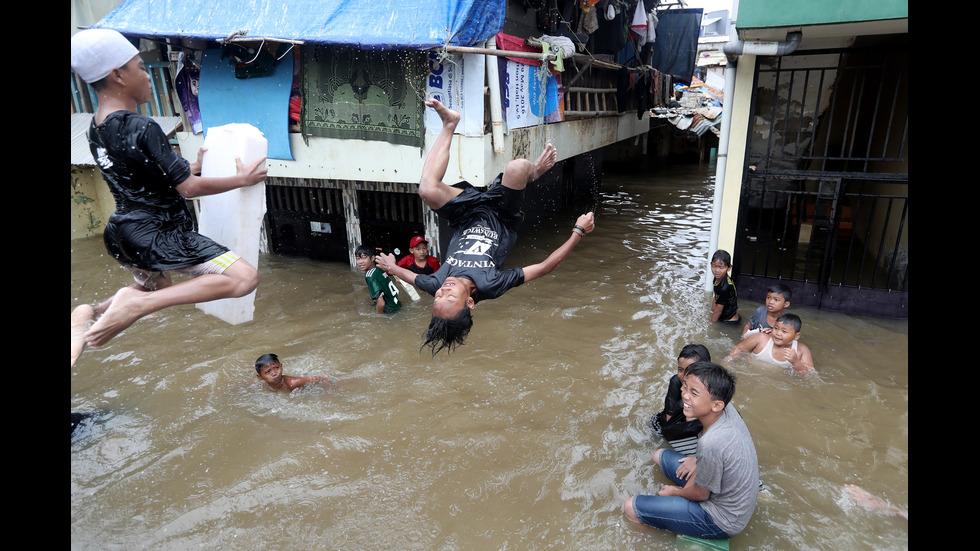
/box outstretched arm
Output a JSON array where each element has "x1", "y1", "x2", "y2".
[
  {"x1": 285, "y1": 375, "x2": 330, "y2": 391},
  {"x1": 727, "y1": 333, "x2": 762, "y2": 362},
  {"x1": 376, "y1": 253, "x2": 418, "y2": 286},
  {"x1": 522, "y1": 212, "x2": 595, "y2": 283},
  {"x1": 176, "y1": 153, "x2": 268, "y2": 198}
]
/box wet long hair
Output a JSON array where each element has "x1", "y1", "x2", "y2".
[{"x1": 421, "y1": 308, "x2": 473, "y2": 356}]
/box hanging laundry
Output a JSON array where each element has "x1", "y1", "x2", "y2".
[
  {"x1": 631, "y1": 2, "x2": 648, "y2": 46},
  {"x1": 496, "y1": 32, "x2": 561, "y2": 75},
  {"x1": 647, "y1": 10, "x2": 659, "y2": 43},
  {"x1": 577, "y1": 2, "x2": 600, "y2": 36}
]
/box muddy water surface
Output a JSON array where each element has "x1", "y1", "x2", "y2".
[{"x1": 71, "y1": 164, "x2": 908, "y2": 549}]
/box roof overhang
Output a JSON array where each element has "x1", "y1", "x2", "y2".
[{"x1": 90, "y1": 0, "x2": 506, "y2": 49}]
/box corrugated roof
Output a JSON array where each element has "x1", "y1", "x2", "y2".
[
  {"x1": 92, "y1": 0, "x2": 506, "y2": 49},
  {"x1": 71, "y1": 113, "x2": 183, "y2": 166}
]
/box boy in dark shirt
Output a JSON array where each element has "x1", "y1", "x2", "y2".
[
  {"x1": 70, "y1": 29, "x2": 267, "y2": 367},
  {"x1": 741, "y1": 284, "x2": 792, "y2": 339},
  {"x1": 710, "y1": 250, "x2": 740, "y2": 325},
  {"x1": 651, "y1": 344, "x2": 711, "y2": 456}
]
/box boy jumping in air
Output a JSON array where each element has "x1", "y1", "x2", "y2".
[{"x1": 70, "y1": 29, "x2": 267, "y2": 367}]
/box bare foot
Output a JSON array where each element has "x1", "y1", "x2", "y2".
[
  {"x1": 84, "y1": 287, "x2": 147, "y2": 348},
  {"x1": 71, "y1": 304, "x2": 95, "y2": 368},
  {"x1": 844, "y1": 484, "x2": 908, "y2": 520},
  {"x1": 425, "y1": 98, "x2": 460, "y2": 128},
  {"x1": 531, "y1": 143, "x2": 557, "y2": 180}
]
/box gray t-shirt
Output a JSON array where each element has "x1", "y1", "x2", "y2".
[{"x1": 694, "y1": 403, "x2": 760, "y2": 537}]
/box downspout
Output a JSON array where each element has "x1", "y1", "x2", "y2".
[{"x1": 705, "y1": 19, "x2": 802, "y2": 291}]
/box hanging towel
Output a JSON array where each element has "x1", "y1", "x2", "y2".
[{"x1": 631, "y1": 2, "x2": 648, "y2": 46}]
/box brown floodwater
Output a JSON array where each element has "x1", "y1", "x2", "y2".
[{"x1": 71, "y1": 163, "x2": 908, "y2": 549}]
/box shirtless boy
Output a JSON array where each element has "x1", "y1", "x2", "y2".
[
  {"x1": 255, "y1": 353, "x2": 329, "y2": 393},
  {"x1": 375, "y1": 99, "x2": 595, "y2": 355},
  {"x1": 70, "y1": 29, "x2": 267, "y2": 367},
  {"x1": 729, "y1": 313, "x2": 814, "y2": 374}
]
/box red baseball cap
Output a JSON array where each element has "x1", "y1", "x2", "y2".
[{"x1": 409, "y1": 236, "x2": 428, "y2": 248}]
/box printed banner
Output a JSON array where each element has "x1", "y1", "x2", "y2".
[
  {"x1": 425, "y1": 52, "x2": 485, "y2": 137},
  {"x1": 498, "y1": 58, "x2": 563, "y2": 130}
]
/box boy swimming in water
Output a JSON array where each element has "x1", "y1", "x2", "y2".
[
  {"x1": 255, "y1": 353, "x2": 329, "y2": 393},
  {"x1": 374, "y1": 99, "x2": 595, "y2": 355},
  {"x1": 70, "y1": 29, "x2": 267, "y2": 367},
  {"x1": 729, "y1": 313, "x2": 814, "y2": 374}
]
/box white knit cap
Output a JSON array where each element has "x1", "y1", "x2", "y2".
[{"x1": 71, "y1": 29, "x2": 140, "y2": 83}]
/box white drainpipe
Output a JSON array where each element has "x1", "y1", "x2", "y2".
[{"x1": 485, "y1": 39, "x2": 506, "y2": 154}]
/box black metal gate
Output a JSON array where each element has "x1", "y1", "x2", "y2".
[{"x1": 734, "y1": 38, "x2": 908, "y2": 317}]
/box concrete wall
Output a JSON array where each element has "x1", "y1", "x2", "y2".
[
  {"x1": 176, "y1": 114, "x2": 648, "y2": 189},
  {"x1": 70, "y1": 166, "x2": 115, "y2": 241},
  {"x1": 738, "y1": 0, "x2": 908, "y2": 30}
]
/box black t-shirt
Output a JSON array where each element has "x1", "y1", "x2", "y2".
[
  {"x1": 652, "y1": 374, "x2": 703, "y2": 441},
  {"x1": 415, "y1": 211, "x2": 524, "y2": 303},
  {"x1": 89, "y1": 111, "x2": 228, "y2": 270},
  {"x1": 713, "y1": 274, "x2": 739, "y2": 322}
]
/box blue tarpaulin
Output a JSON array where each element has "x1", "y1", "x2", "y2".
[{"x1": 94, "y1": 0, "x2": 506, "y2": 49}]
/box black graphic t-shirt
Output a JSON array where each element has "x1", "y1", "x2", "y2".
[
  {"x1": 88, "y1": 111, "x2": 228, "y2": 270},
  {"x1": 415, "y1": 216, "x2": 524, "y2": 303}
]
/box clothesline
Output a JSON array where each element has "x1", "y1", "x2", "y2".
[{"x1": 440, "y1": 44, "x2": 556, "y2": 62}]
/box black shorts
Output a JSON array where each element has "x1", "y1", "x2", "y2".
[{"x1": 436, "y1": 173, "x2": 524, "y2": 230}]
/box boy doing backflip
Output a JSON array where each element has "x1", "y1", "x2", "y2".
[
  {"x1": 375, "y1": 99, "x2": 595, "y2": 355},
  {"x1": 70, "y1": 30, "x2": 267, "y2": 367},
  {"x1": 624, "y1": 362, "x2": 759, "y2": 540}
]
